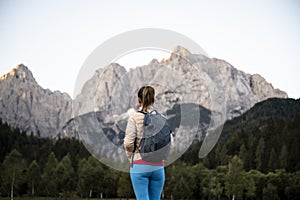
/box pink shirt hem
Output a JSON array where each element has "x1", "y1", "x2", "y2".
[{"x1": 133, "y1": 159, "x2": 164, "y2": 166}]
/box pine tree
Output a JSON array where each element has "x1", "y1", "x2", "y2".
[
  {"x1": 247, "y1": 133, "x2": 256, "y2": 169},
  {"x1": 245, "y1": 175, "x2": 256, "y2": 200},
  {"x1": 117, "y1": 172, "x2": 134, "y2": 199},
  {"x1": 268, "y1": 148, "x2": 278, "y2": 171},
  {"x1": 279, "y1": 145, "x2": 288, "y2": 169},
  {"x1": 263, "y1": 182, "x2": 279, "y2": 200},
  {"x1": 255, "y1": 138, "x2": 265, "y2": 172},
  {"x1": 239, "y1": 143, "x2": 247, "y2": 169},
  {"x1": 225, "y1": 156, "x2": 246, "y2": 200},
  {"x1": 87, "y1": 156, "x2": 105, "y2": 198},
  {"x1": 202, "y1": 170, "x2": 222, "y2": 200},
  {"x1": 42, "y1": 152, "x2": 58, "y2": 197},
  {"x1": 285, "y1": 171, "x2": 300, "y2": 199},
  {"x1": 55, "y1": 154, "x2": 75, "y2": 197},
  {"x1": 77, "y1": 158, "x2": 91, "y2": 198},
  {"x1": 0, "y1": 149, "x2": 26, "y2": 200},
  {"x1": 247, "y1": 169, "x2": 265, "y2": 198},
  {"x1": 173, "y1": 176, "x2": 192, "y2": 199},
  {"x1": 77, "y1": 156, "x2": 108, "y2": 198},
  {"x1": 27, "y1": 160, "x2": 41, "y2": 196}
]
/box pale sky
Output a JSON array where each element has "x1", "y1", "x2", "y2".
[{"x1": 0, "y1": 0, "x2": 299, "y2": 99}]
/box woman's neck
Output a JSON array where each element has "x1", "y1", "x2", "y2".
[{"x1": 139, "y1": 105, "x2": 152, "y2": 112}]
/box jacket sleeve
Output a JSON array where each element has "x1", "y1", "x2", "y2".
[{"x1": 124, "y1": 114, "x2": 137, "y2": 160}]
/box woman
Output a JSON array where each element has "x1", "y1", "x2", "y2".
[{"x1": 124, "y1": 86, "x2": 165, "y2": 200}]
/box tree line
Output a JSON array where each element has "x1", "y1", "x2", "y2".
[
  {"x1": 0, "y1": 115, "x2": 299, "y2": 199},
  {"x1": 1, "y1": 147, "x2": 299, "y2": 200},
  {"x1": 0, "y1": 98, "x2": 300, "y2": 199}
]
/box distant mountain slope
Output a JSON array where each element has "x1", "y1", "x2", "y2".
[
  {"x1": 0, "y1": 64, "x2": 72, "y2": 137},
  {"x1": 187, "y1": 98, "x2": 300, "y2": 172},
  {"x1": 220, "y1": 98, "x2": 300, "y2": 141}
]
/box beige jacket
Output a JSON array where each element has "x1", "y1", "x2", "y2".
[{"x1": 124, "y1": 110, "x2": 146, "y2": 162}]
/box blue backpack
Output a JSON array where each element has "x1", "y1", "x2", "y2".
[{"x1": 137, "y1": 110, "x2": 172, "y2": 162}]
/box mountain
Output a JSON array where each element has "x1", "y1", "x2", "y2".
[
  {"x1": 0, "y1": 46, "x2": 288, "y2": 138},
  {"x1": 0, "y1": 64, "x2": 72, "y2": 137},
  {"x1": 74, "y1": 46, "x2": 287, "y2": 119}
]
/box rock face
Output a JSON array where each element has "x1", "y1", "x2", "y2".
[
  {"x1": 74, "y1": 63, "x2": 131, "y2": 116},
  {"x1": 0, "y1": 64, "x2": 72, "y2": 137},
  {"x1": 74, "y1": 46, "x2": 288, "y2": 119}
]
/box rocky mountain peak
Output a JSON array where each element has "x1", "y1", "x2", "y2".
[
  {"x1": 0, "y1": 64, "x2": 36, "y2": 83},
  {"x1": 0, "y1": 64, "x2": 72, "y2": 137},
  {"x1": 149, "y1": 58, "x2": 159, "y2": 65},
  {"x1": 250, "y1": 74, "x2": 288, "y2": 98},
  {"x1": 167, "y1": 45, "x2": 197, "y2": 64},
  {"x1": 74, "y1": 62, "x2": 130, "y2": 116},
  {"x1": 104, "y1": 63, "x2": 127, "y2": 73},
  {"x1": 172, "y1": 45, "x2": 192, "y2": 58}
]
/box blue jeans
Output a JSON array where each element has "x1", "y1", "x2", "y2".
[{"x1": 130, "y1": 164, "x2": 165, "y2": 200}]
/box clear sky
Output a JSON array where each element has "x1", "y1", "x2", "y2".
[{"x1": 0, "y1": 0, "x2": 299, "y2": 99}]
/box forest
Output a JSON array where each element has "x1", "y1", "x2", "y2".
[{"x1": 0, "y1": 98, "x2": 299, "y2": 199}]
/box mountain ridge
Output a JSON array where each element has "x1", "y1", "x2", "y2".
[
  {"x1": 0, "y1": 46, "x2": 288, "y2": 137},
  {"x1": 75, "y1": 46, "x2": 287, "y2": 118},
  {"x1": 0, "y1": 64, "x2": 72, "y2": 137}
]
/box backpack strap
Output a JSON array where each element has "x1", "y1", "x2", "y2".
[
  {"x1": 131, "y1": 137, "x2": 137, "y2": 168},
  {"x1": 138, "y1": 110, "x2": 148, "y2": 125},
  {"x1": 149, "y1": 110, "x2": 158, "y2": 115},
  {"x1": 138, "y1": 110, "x2": 147, "y2": 115}
]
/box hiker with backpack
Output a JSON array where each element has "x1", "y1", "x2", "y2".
[{"x1": 124, "y1": 86, "x2": 172, "y2": 200}]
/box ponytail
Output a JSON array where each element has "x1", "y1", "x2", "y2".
[{"x1": 138, "y1": 86, "x2": 155, "y2": 112}]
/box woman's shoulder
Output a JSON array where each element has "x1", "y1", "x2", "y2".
[
  {"x1": 128, "y1": 110, "x2": 145, "y2": 124},
  {"x1": 128, "y1": 109, "x2": 144, "y2": 117}
]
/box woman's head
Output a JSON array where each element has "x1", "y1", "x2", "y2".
[{"x1": 138, "y1": 86, "x2": 155, "y2": 112}]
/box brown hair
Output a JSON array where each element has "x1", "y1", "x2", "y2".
[{"x1": 138, "y1": 86, "x2": 155, "y2": 112}]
